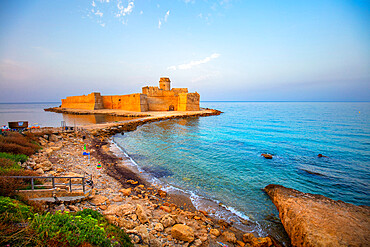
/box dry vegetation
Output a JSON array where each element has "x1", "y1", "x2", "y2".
[
  {"x1": 0, "y1": 132, "x2": 40, "y2": 197},
  {"x1": 0, "y1": 132, "x2": 40, "y2": 156}
]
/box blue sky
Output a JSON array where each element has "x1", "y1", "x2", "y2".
[{"x1": 0, "y1": 0, "x2": 369, "y2": 102}]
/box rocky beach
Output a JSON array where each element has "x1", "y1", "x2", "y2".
[{"x1": 19, "y1": 108, "x2": 276, "y2": 247}]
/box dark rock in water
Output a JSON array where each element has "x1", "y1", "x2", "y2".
[
  {"x1": 261, "y1": 153, "x2": 273, "y2": 159},
  {"x1": 301, "y1": 169, "x2": 326, "y2": 177},
  {"x1": 264, "y1": 184, "x2": 370, "y2": 247},
  {"x1": 142, "y1": 166, "x2": 173, "y2": 178},
  {"x1": 265, "y1": 213, "x2": 281, "y2": 224},
  {"x1": 317, "y1": 154, "x2": 327, "y2": 158}
]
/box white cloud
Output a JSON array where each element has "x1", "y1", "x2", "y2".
[
  {"x1": 140, "y1": 10, "x2": 143, "y2": 15},
  {"x1": 164, "y1": 10, "x2": 170, "y2": 22},
  {"x1": 95, "y1": 9, "x2": 103, "y2": 17},
  {"x1": 158, "y1": 10, "x2": 170, "y2": 29},
  {"x1": 88, "y1": 0, "x2": 135, "y2": 26},
  {"x1": 116, "y1": 0, "x2": 134, "y2": 19},
  {"x1": 168, "y1": 53, "x2": 220, "y2": 70}
]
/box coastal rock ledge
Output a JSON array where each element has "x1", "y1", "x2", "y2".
[{"x1": 264, "y1": 184, "x2": 370, "y2": 247}]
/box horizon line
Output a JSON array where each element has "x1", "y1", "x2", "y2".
[{"x1": 0, "y1": 100, "x2": 369, "y2": 104}]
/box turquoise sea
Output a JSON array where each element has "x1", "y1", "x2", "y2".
[{"x1": 113, "y1": 102, "x2": 370, "y2": 238}]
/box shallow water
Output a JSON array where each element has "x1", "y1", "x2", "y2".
[
  {"x1": 0, "y1": 103, "x2": 137, "y2": 127},
  {"x1": 113, "y1": 102, "x2": 370, "y2": 237}
]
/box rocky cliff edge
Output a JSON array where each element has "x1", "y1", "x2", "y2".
[{"x1": 264, "y1": 184, "x2": 370, "y2": 247}]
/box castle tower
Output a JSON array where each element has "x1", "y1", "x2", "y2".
[{"x1": 159, "y1": 77, "x2": 171, "y2": 91}]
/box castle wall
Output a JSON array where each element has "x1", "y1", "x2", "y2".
[
  {"x1": 178, "y1": 92, "x2": 200, "y2": 111},
  {"x1": 102, "y1": 93, "x2": 148, "y2": 112},
  {"x1": 60, "y1": 78, "x2": 200, "y2": 112},
  {"x1": 146, "y1": 96, "x2": 179, "y2": 111},
  {"x1": 61, "y1": 93, "x2": 103, "y2": 110}
]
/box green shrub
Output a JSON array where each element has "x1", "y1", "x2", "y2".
[
  {"x1": 0, "y1": 196, "x2": 33, "y2": 223},
  {"x1": 75, "y1": 208, "x2": 104, "y2": 220},
  {"x1": 0, "y1": 157, "x2": 17, "y2": 170},
  {"x1": 30, "y1": 210, "x2": 118, "y2": 246},
  {"x1": 0, "y1": 199, "x2": 132, "y2": 247},
  {"x1": 0, "y1": 152, "x2": 28, "y2": 163}
]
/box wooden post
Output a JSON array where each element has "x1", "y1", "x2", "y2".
[
  {"x1": 82, "y1": 177, "x2": 85, "y2": 193},
  {"x1": 31, "y1": 178, "x2": 34, "y2": 190},
  {"x1": 52, "y1": 177, "x2": 55, "y2": 189},
  {"x1": 69, "y1": 178, "x2": 72, "y2": 192}
]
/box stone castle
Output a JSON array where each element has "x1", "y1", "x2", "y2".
[{"x1": 61, "y1": 78, "x2": 200, "y2": 112}]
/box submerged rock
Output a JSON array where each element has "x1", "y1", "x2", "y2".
[
  {"x1": 261, "y1": 153, "x2": 273, "y2": 159},
  {"x1": 264, "y1": 184, "x2": 370, "y2": 246}
]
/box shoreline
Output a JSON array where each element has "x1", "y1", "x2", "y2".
[
  {"x1": 25, "y1": 107, "x2": 283, "y2": 246},
  {"x1": 110, "y1": 137, "x2": 265, "y2": 231}
]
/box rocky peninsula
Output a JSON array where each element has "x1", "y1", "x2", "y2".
[{"x1": 264, "y1": 184, "x2": 370, "y2": 247}]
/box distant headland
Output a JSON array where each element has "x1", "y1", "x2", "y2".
[{"x1": 61, "y1": 77, "x2": 200, "y2": 112}]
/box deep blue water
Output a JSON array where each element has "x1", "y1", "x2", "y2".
[{"x1": 114, "y1": 102, "x2": 370, "y2": 233}]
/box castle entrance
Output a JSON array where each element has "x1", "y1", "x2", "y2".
[{"x1": 169, "y1": 105, "x2": 174, "y2": 111}]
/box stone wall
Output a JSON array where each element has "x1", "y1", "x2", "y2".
[
  {"x1": 61, "y1": 93, "x2": 103, "y2": 110},
  {"x1": 146, "y1": 96, "x2": 179, "y2": 111},
  {"x1": 178, "y1": 92, "x2": 200, "y2": 111},
  {"x1": 102, "y1": 94, "x2": 148, "y2": 112}
]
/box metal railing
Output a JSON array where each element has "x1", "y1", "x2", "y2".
[{"x1": 1, "y1": 174, "x2": 93, "y2": 193}]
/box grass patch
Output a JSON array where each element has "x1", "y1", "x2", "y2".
[
  {"x1": 0, "y1": 152, "x2": 28, "y2": 163},
  {"x1": 0, "y1": 197, "x2": 133, "y2": 247},
  {"x1": 0, "y1": 196, "x2": 34, "y2": 223}
]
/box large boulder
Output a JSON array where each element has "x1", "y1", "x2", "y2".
[
  {"x1": 103, "y1": 204, "x2": 135, "y2": 216},
  {"x1": 135, "y1": 225, "x2": 149, "y2": 244},
  {"x1": 264, "y1": 184, "x2": 370, "y2": 246},
  {"x1": 136, "y1": 204, "x2": 149, "y2": 224},
  {"x1": 89, "y1": 195, "x2": 108, "y2": 206},
  {"x1": 119, "y1": 187, "x2": 132, "y2": 196},
  {"x1": 171, "y1": 224, "x2": 195, "y2": 242},
  {"x1": 222, "y1": 231, "x2": 237, "y2": 243},
  {"x1": 160, "y1": 214, "x2": 176, "y2": 228}
]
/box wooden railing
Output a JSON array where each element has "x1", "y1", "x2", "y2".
[{"x1": 2, "y1": 175, "x2": 93, "y2": 193}]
